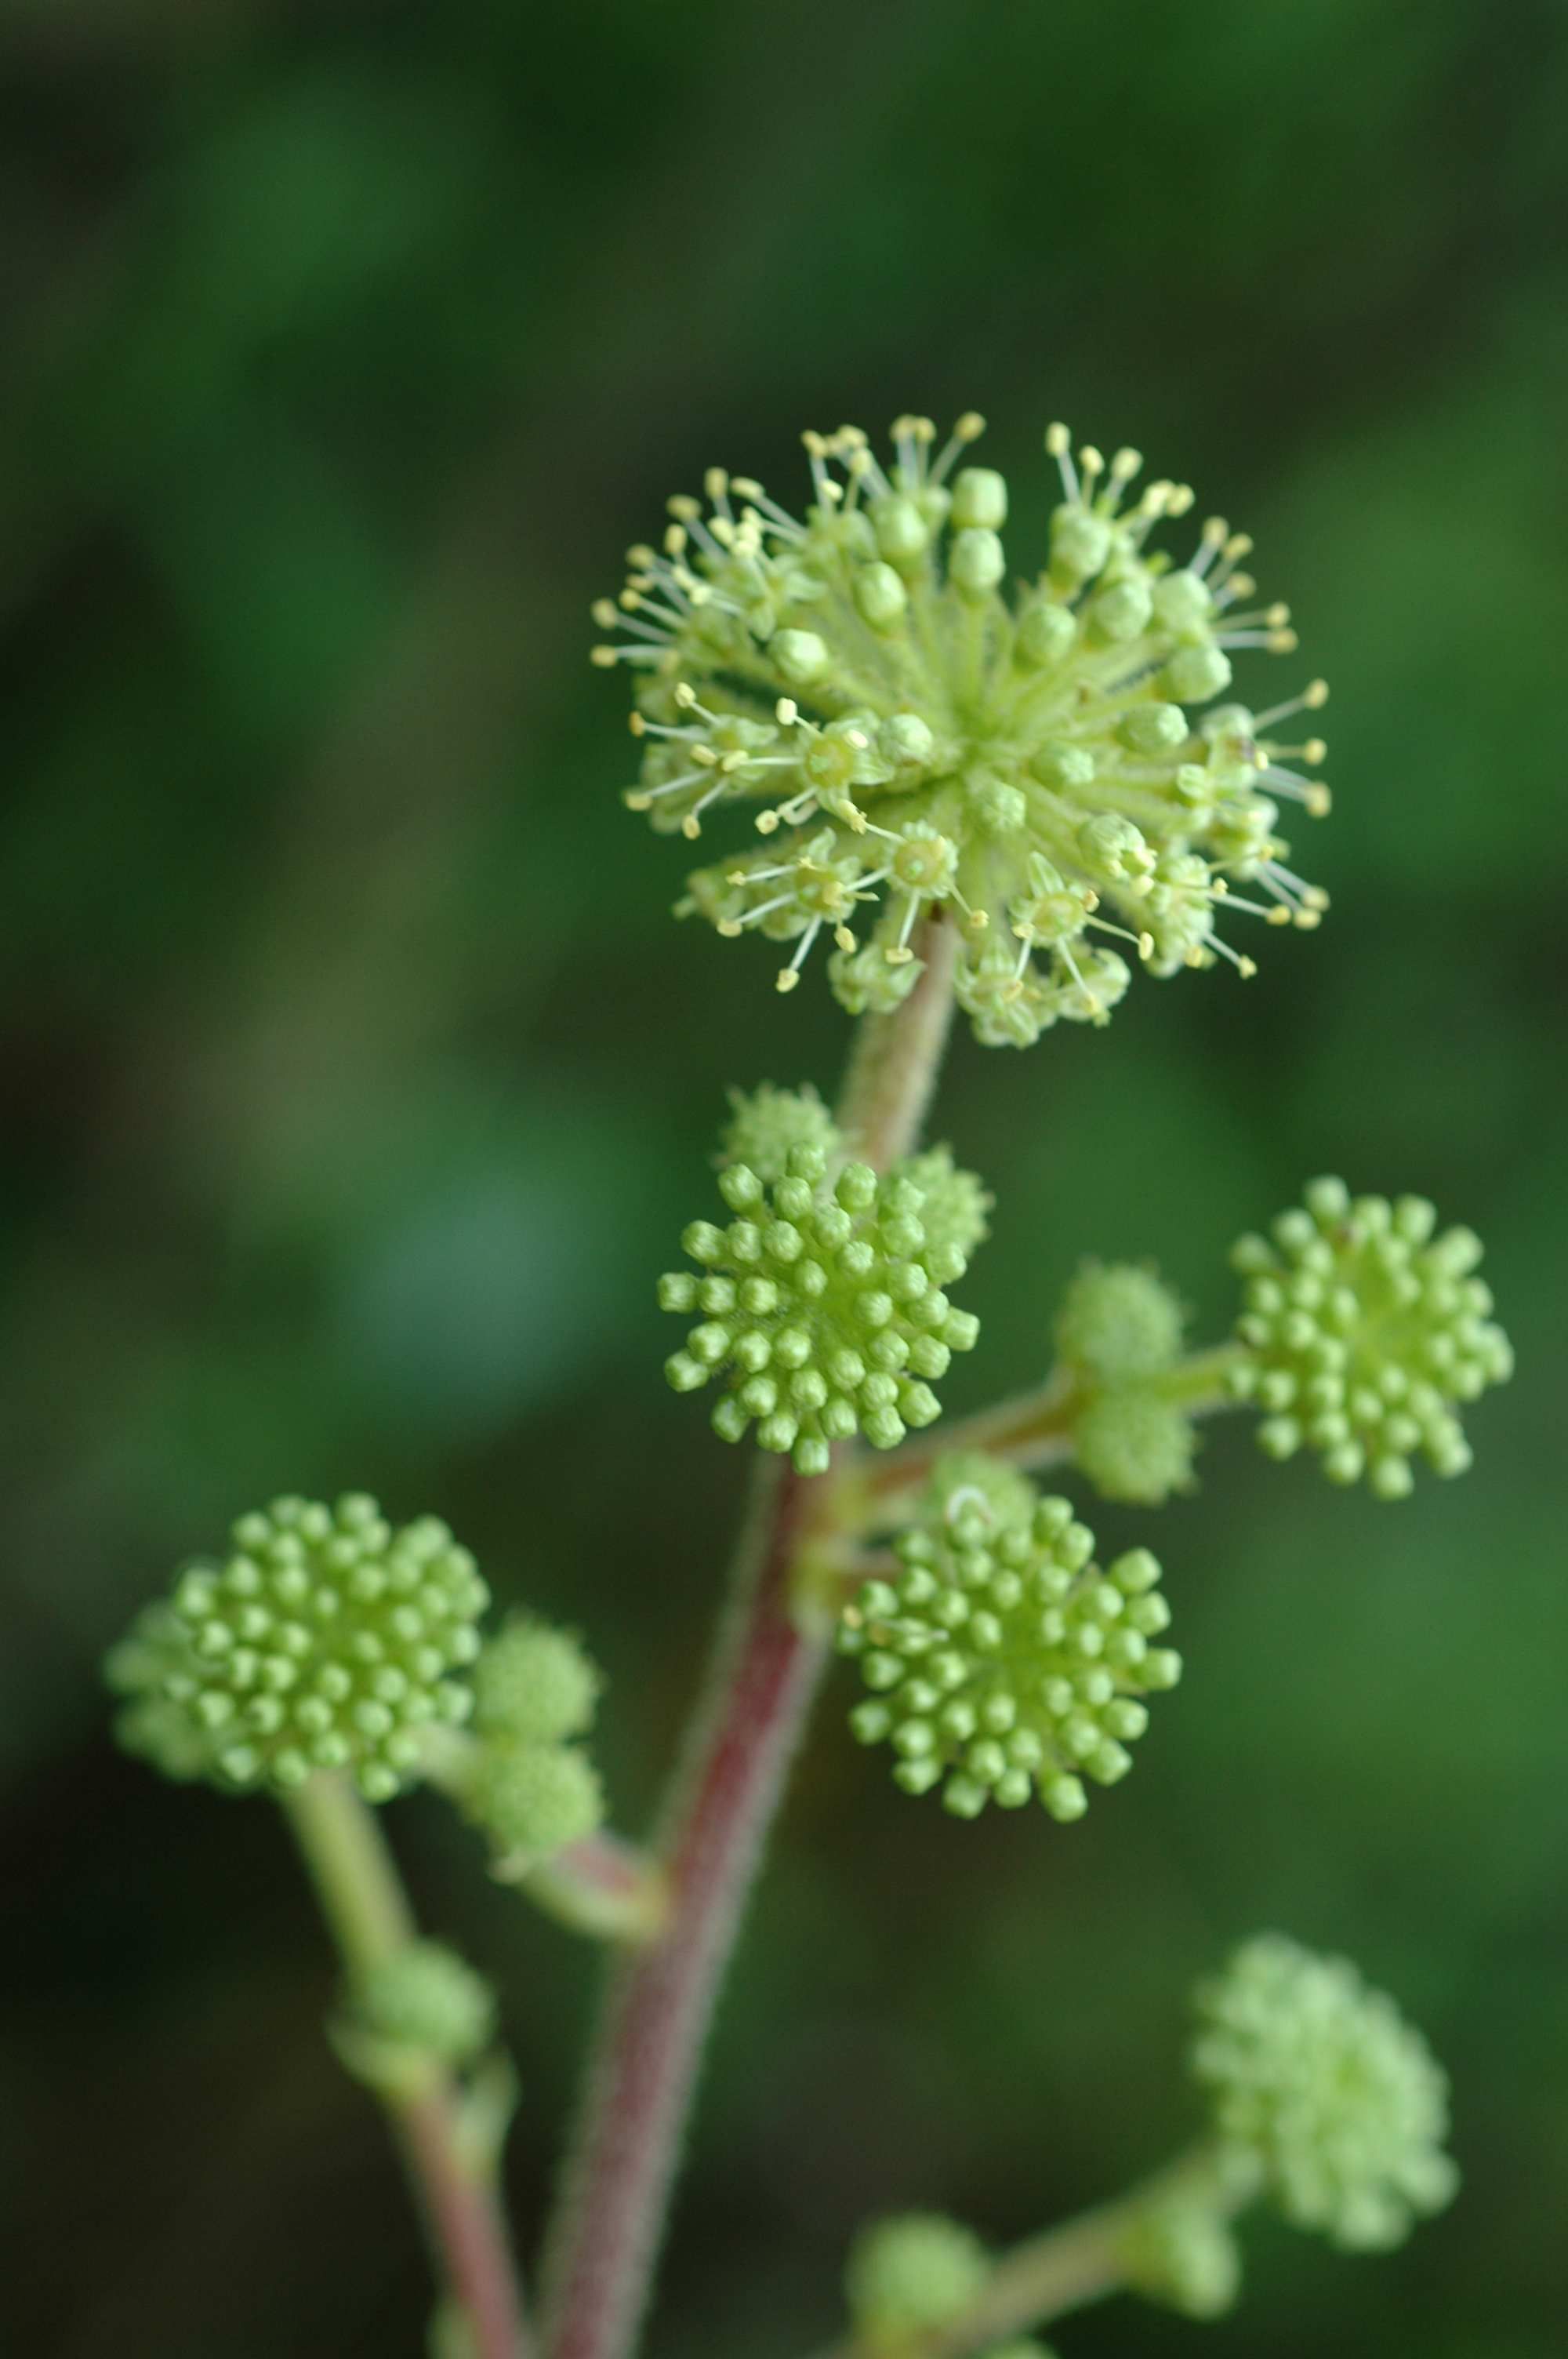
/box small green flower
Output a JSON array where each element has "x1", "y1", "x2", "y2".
[
  {"x1": 659, "y1": 1136, "x2": 983, "y2": 1475},
  {"x1": 107, "y1": 1495, "x2": 488, "y2": 1803},
  {"x1": 845, "y1": 2213, "x2": 988, "y2": 2343},
  {"x1": 597, "y1": 417, "x2": 1329, "y2": 1042},
  {"x1": 353, "y1": 1940, "x2": 496, "y2": 2067},
  {"x1": 1191, "y1": 1934, "x2": 1457, "y2": 2251},
  {"x1": 840, "y1": 1477, "x2": 1179, "y2": 1820},
  {"x1": 1228, "y1": 1178, "x2": 1512, "y2": 1496},
  {"x1": 1054, "y1": 1260, "x2": 1185, "y2": 1383},
  {"x1": 473, "y1": 1617, "x2": 600, "y2": 1747}
]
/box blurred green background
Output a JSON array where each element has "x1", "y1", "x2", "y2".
[{"x1": 4, "y1": 1, "x2": 1565, "y2": 2353}]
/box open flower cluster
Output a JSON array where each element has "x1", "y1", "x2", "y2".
[
  {"x1": 659, "y1": 1115, "x2": 984, "y2": 1475},
  {"x1": 595, "y1": 413, "x2": 1330, "y2": 1045},
  {"x1": 839, "y1": 1473, "x2": 1179, "y2": 1820},
  {"x1": 1228, "y1": 1179, "x2": 1512, "y2": 1497},
  {"x1": 106, "y1": 1495, "x2": 488, "y2": 1803},
  {"x1": 1192, "y1": 1935, "x2": 1457, "y2": 2251}
]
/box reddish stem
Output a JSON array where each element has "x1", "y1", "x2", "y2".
[
  {"x1": 540, "y1": 921, "x2": 960, "y2": 2359},
  {"x1": 399, "y1": 2089, "x2": 534, "y2": 2359}
]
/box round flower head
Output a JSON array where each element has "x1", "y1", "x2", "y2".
[
  {"x1": 596, "y1": 416, "x2": 1330, "y2": 1044},
  {"x1": 1054, "y1": 1259, "x2": 1185, "y2": 1382},
  {"x1": 352, "y1": 1939, "x2": 496, "y2": 2066},
  {"x1": 1191, "y1": 1934, "x2": 1457, "y2": 2250},
  {"x1": 1227, "y1": 1179, "x2": 1512, "y2": 1497},
  {"x1": 107, "y1": 1495, "x2": 488, "y2": 1803},
  {"x1": 472, "y1": 1616, "x2": 600, "y2": 1746},
  {"x1": 839, "y1": 1478, "x2": 1179, "y2": 1820},
  {"x1": 659, "y1": 1138, "x2": 983, "y2": 1475},
  {"x1": 1073, "y1": 1384, "x2": 1197, "y2": 1507},
  {"x1": 461, "y1": 1739, "x2": 604, "y2": 1860},
  {"x1": 845, "y1": 2213, "x2": 988, "y2": 2343}
]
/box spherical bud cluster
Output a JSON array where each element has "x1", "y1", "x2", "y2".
[
  {"x1": 1227, "y1": 1179, "x2": 1512, "y2": 1497},
  {"x1": 895, "y1": 1145, "x2": 993, "y2": 1276},
  {"x1": 720, "y1": 1081, "x2": 839, "y2": 1183},
  {"x1": 839, "y1": 1478, "x2": 1179, "y2": 1820},
  {"x1": 352, "y1": 1939, "x2": 496, "y2": 2067},
  {"x1": 597, "y1": 417, "x2": 1330, "y2": 1044},
  {"x1": 106, "y1": 1495, "x2": 487, "y2": 1803},
  {"x1": 1054, "y1": 1260, "x2": 1185, "y2": 1381},
  {"x1": 1054, "y1": 1262, "x2": 1196, "y2": 1506},
  {"x1": 845, "y1": 2213, "x2": 988, "y2": 2344},
  {"x1": 659, "y1": 1137, "x2": 983, "y2": 1475},
  {"x1": 1191, "y1": 1934, "x2": 1458, "y2": 2250},
  {"x1": 1119, "y1": 2194, "x2": 1242, "y2": 2319},
  {"x1": 458, "y1": 1615, "x2": 605, "y2": 1861}
]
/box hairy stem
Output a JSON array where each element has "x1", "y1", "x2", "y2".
[
  {"x1": 540, "y1": 918, "x2": 961, "y2": 2359},
  {"x1": 285, "y1": 1773, "x2": 532, "y2": 2359}
]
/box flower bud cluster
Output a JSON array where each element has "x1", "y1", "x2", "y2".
[
  {"x1": 456, "y1": 1616, "x2": 605, "y2": 1860},
  {"x1": 1054, "y1": 1262, "x2": 1196, "y2": 1505},
  {"x1": 107, "y1": 1495, "x2": 488, "y2": 1803},
  {"x1": 1228, "y1": 1178, "x2": 1512, "y2": 1496},
  {"x1": 659, "y1": 1118, "x2": 984, "y2": 1475},
  {"x1": 844, "y1": 2213, "x2": 989, "y2": 2345},
  {"x1": 351, "y1": 1939, "x2": 496, "y2": 2068},
  {"x1": 597, "y1": 416, "x2": 1330, "y2": 1044},
  {"x1": 839, "y1": 1470, "x2": 1179, "y2": 1820},
  {"x1": 1191, "y1": 1934, "x2": 1457, "y2": 2250}
]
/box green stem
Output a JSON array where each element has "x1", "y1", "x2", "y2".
[
  {"x1": 539, "y1": 917, "x2": 962, "y2": 2359},
  {"x1": 812, "y1": 2144, "x2": 1234, "y2": 2359},
  {"x1": 285, "y1": 1774, "x2": 532, "y2": 2359},
  {"x1": 845, "y1": 1340, "x2": 1250, "y2": 1526}
]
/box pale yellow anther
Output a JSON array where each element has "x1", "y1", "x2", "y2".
[
  {"x1": 1265, "y1": 602, "x2": 1290, "y2": 628},
  {"x1": 1045, "y1": 422, "x2": 1071, "y2": 456},
  {"x1": 955, "y1": 411, "x2": 985, "y2": 442},
  {"x1": 1305, "y1": 784, "x2": 1332, "y2": 818},
  {"x1": 1140, "y1": 482, "x2": 1173, "y2": 517},
  {"x1": 681, "y1": 815, "x2": 702, "y2": 840},
  {"x1": 1265, "y1": 905, "x2": 1293, "y2": 927},
  {"x1": 885, "y1": 946, "x2": 915, "y2": 965},
  {"x1": 716, "y1": 918, "x2": 743, "y2": 937},
  {"x1": 1238, "y1": 956, "x2": 1258, "y2": 979},
  {"x1": 1294, "y1": 908, "x2": 1322, "y2": 931},
  {"x1": 619, "y1": 587, "x2": 643, "y2": 610},
  {"x1": 590, "y1": 646, "x2": 618, "y2": 667},
  {"x1": 1225, "y1": 533, "x2": 1254, "y2": 562},
  {"x1": 775, "y1": 968, "x2": 800, "y2": 993},
  {"x1": 802, "y1": 430, "x2": 827, "y2": 456},
  {"x1": 674, "y1": 682, "x2": 698, "y2": 708},
  {"x1": 1302, "y1": 737, "x2": 1327, "y2": 765},
  {"x1": 1211, "y1": 876, "x2": 1230, "y2": 896},
  {"x1": 834, "y1": 925, "x2": 857, "y2": 953},
  {"x1": 967, "y1": 907, "x2": 989, "y2": 930},
  {"x1": 1167, "y1": 484, "x2": 1196, "y2": 516},
  {"x1": 1305, "y1": 678, "x2": 1330, "y2": 708},
  {"x1": 667, "y1": 495, "x2": 700, "y2": 522},
  {"x1": 686, "y1": 583, "x2": 713, "y2": 608},
  {"x1": 591, "y1": 598, "x2": 618, "y2": 627},
  {"x1": 775, "y1": 699, "x2": 799, "y2": 726},
  {"x1": 1267, "y1": 628, "x2": 1299, "y2": 654},
  {"x1": 730, "y1": 477, "x2": 764, "y2": 501},
  {"x1": 1228, "y1": 573, "x2": 1256, "y2": 601},
  {"x1": 1138, "y1": 931, "x2": 1155, "y2": 960},
  {"x1": 662, "y1": 525, "x2": 687, "y2": 558},
  {"x1": 628, "y1": 713, "x2": 646, "y2": 737},
  {"x1": 1202, "y1": 515, "x2": 1229, "y2": 546},
  {"x1": 1110, "y1": 446, "x2": 1143, "y2": 479},
  {"x1": 1080, "y1": 445, "x2": 1105, "y2": 477},
  {"x1": 626, "y1": 543, "x2": 655, "y2": 569},
  {"x1": 720, "y1": 751, "x2": 747, "y2": 772},
  {"x1": 690, "y1": 740, "x2": 716, "y2": 765},
  {"x1": 846, "y1": 729, "x2": 868, "y2": 749},
  {"x1": 622, "y1": 790, "x2": 652, "y2": 811},
  {"x1": 1303, "y1": 885, "x2": 1330, "y2": 911},
  {"x1": 756, "y1": 812, "x2": 780, "y2": 834},
  {"x1": 910, "y1": 416, "x2": 936, "y2": 444},
  {"x1": 725, "y1": 869, "x2": 749, "y2": 886},
  {"x1": 704, "y1": 467, "x2": 728, "y2": 502}
]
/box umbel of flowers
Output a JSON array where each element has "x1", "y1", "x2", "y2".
[
  {"x1": 595, "y1": 414, "x2": 1330, "y2": 1045},
  {"x1": 839, "y1": 1469, "x2": 1180, "y2": 1821}
]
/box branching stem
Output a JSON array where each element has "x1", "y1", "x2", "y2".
[
  {"x1": 285, "y1": 1772, "x2": 532, "y2": 2359},
  {"x1": 539, "y1": 918, "x2": 961, "y2": 2359}
]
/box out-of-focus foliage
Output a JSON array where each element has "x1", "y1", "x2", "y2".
[{"x1": 3, "y1": 3, "x2": 1564, "y2": 2355}]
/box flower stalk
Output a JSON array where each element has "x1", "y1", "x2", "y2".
[
  {"x1": 539, "y1": 921, "x2": 960, "y2": 2359},
  {"x1": 285, "y1": 1772, "x2": 532, "y2": 2359}
]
